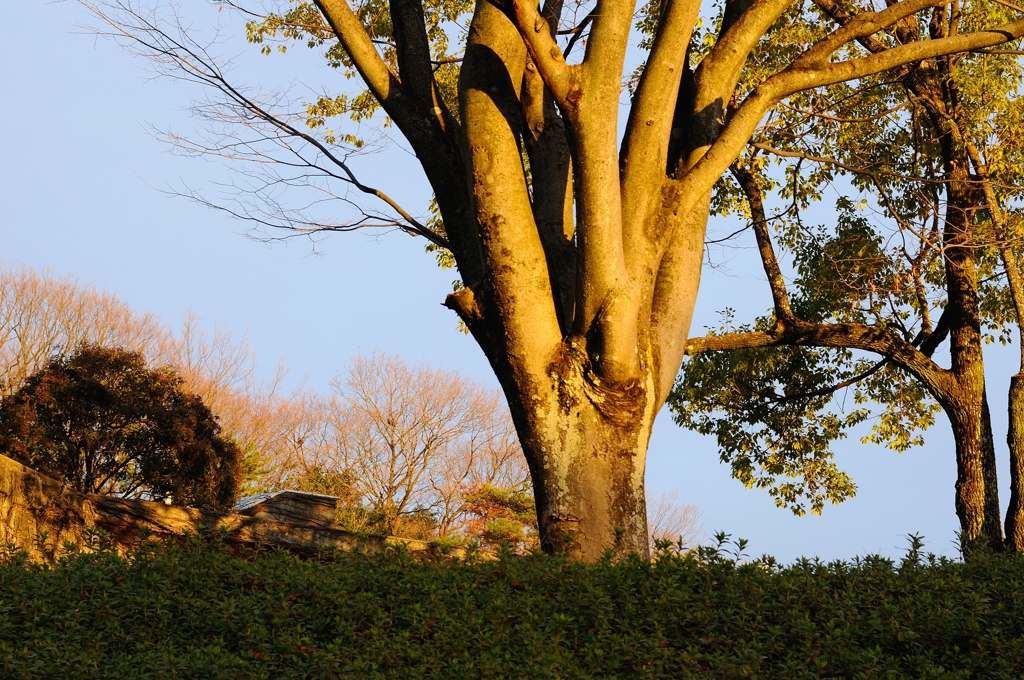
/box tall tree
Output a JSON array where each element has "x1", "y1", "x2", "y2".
[
  {"x1": 328, "y1": 352, "x2": 527, "y2": 537},
  {"x1": 85, "y1": 0, "x2": 1024, "y2": 557},
  {"x1": 675, "y1": 0, "x2": 1024, "y2": 548}
]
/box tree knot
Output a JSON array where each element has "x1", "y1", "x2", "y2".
[
  {"x1": 444, "y1": 287, "x2": 483, "y2": 323},
  {"x1": 582, "y1": 364, "x2": 645, "y2": 428}
]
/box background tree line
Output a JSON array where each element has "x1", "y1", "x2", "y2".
[{"x1": 0, "y1": 263, "x2": 702, "y2": 550}]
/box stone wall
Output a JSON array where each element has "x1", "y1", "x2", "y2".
[
  {"x1": 0, "y1": 454, "x2": 95, "y2": 561},
  {"x1": 0, "y1": 454, "x2": 463, "y2": 562}
]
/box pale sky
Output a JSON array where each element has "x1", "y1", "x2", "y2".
[{"x1": 3, "y1": 0, "x2": 1012, "y2": 561}]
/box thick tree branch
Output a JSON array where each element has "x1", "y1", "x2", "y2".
[
  {"x1": 580, "y1": 0, "x2": 636, "y2": 83},
  {"x1": 649, "y1": 195, "x2": 711, "y2": 401},
  {"x1": 508, "y1": 0, "x2": 637, "y2": 379},
  {"x1": 314, "y1": 0, "x2": 405, "y2": 110},
  {"x1": 566, "y1": 0, "x2": 642, "y2": 381},
  {"x1": 523, "y1": 59, "x2": 576, "y2": 333},
  {"x1": 460, "y1": 0, "x2": 562, "y2": 379},
  {"x1": 521, "y1": 0, "x2": 576, "y2": 333},
  {"x1": 801, "y1": 0, "x2": 945, "y2": 65},
  {"x1": 621, "y1": 0, "x2": 702, "y2": 279},
  {"x1": 505, "y1": 0, "x2": 580, "y2": 109},
  {"x1": 388, "y1": 0, "x2": 459, "y2": 133},
  {"x1": 686, "y1": 318, "x2": 952, "y2": 399},
  {"x1": 506, "y1": 0, "x2": 636, "y2": 379},
  {"x1": 919, "y1": 305, "x2": 951, "y2": 357},
  {"x1": 679, "y1": 0, "x2": 793, "y2": 169},
  {"x1": 965, "y1": 143, "x2": 1024, "y2": 369}
]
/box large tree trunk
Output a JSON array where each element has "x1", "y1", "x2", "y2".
[
  {"x1": 939, "y1": 154, "x2": 1000, "y2": 549},
  {"x1": 516, "y1": 355, "x2": 657, "y2": 559},
  {"x1": 946, "y1": 388, "x2": 1002, "y2": 549},
  {"x1": 529, "y1": 414, "x2": 651, "y2": 558}
]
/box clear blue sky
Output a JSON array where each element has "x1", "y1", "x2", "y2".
[{"x1": 4, "y1": 0, "x2": 1014, "y2": 561}]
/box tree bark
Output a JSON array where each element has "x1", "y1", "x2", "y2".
[
  {"x1": 1006, "y1": 374, "x2": 1024, "y2": 550},
  {"x1": 946, "y1": 388, "x2": 1001, "y2": 549},
  {"x1": 937, "y1": 149, "x2": 998, "y2": 548},
  {"x1": 980, "y1": 388, "x2": 1002, "y2": 542},
  {"x1": 962, "y1": 145, "x2": 1024, "y2": 552},
  {"x1": 508, "y1": 345, "x2": 656, "y2": 559}
]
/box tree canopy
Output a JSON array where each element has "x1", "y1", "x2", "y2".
[{"x1": 674, "y1": 0, "x2": 1024, "y2": 547}]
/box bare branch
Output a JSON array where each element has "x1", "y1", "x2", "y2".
[{"x1": 81, "y1": 1, "x2": 445, "y2": 246}]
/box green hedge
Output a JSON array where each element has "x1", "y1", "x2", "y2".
[{"x1": 1, "y1": 534, "x2": 1022, "y2": 678}]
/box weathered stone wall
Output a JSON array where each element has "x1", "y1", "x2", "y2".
[
  {"x1": 0, "y1": 454, "x2": 462, "y2": 562},
  {"x1": 0, "y1": 454, "x2": 95, "y2": 561}
]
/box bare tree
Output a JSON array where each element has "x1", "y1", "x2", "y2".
[
  {"x1": 328, "y1": 352, "x2": 526, "y2": 537},
  {"x1": 155, "y1": 309, "x2": 303, "y2": 489},
  {"x1": 0, "y1": 264, "x2": 165, "y2": 396},
  {"x1": 0, "y1": 265, "x2": 557, "y2": 541},
  {"x1": 429, "y1": 389, "x2": 529, "y2": 536},
  {"x1": 647, "y1": 491, "x2": 704, "y2": 551}
]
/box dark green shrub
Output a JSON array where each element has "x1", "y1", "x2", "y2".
[
  {"x1": 0, "y1": 344, "x2": 241, "y2": 510},
  {"x1": 1, "y1": 533, "x2": 1023, "y2": 678}
]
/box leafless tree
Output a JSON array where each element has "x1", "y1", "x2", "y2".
[
  {"x1": 328, "y1": 352, "x2": 526, "y2": 536},
  {"x1": 429, "y1": 389, "x2": 529, "y2": 535},
  {"x1": 646, "y1": 491, "x2": 704, "y2": 551},
  {"x1": 0, "y1": 264, "x2": 164, "y2": 396}
]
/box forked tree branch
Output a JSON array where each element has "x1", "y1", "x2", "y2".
[
  {"x1": 314, "y1": 0, "x2": 407, "y2": 111},
  {"x1": 505, "y1": 0, "x2": 579, "y2": 108}
]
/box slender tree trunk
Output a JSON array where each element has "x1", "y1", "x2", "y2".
[
  {"x1": 980, "y1": 389, "x2": 1002, "y2": 542},
  {"x1": 1006, "y1": 375, "x2": 1024, "y2": 549}
]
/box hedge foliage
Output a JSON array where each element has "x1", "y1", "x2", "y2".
[{"x1": 1, "y1": 534, "x2": 1023, "y2": 678}]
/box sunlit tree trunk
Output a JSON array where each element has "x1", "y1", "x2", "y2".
[{"x1": 962, "y1": 143, "x2": 1024, "y2": 551}]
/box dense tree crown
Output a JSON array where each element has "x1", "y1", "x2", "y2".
[
  {"x1": 87, "y1": 0, "x2": 1024, "y2": 557},
  {"x1": 0, "y1": 345, "x2": 242, "y2": 510},
  {"x1": 673, "y1": 0, "x2": 1024, "y2": 548}
]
